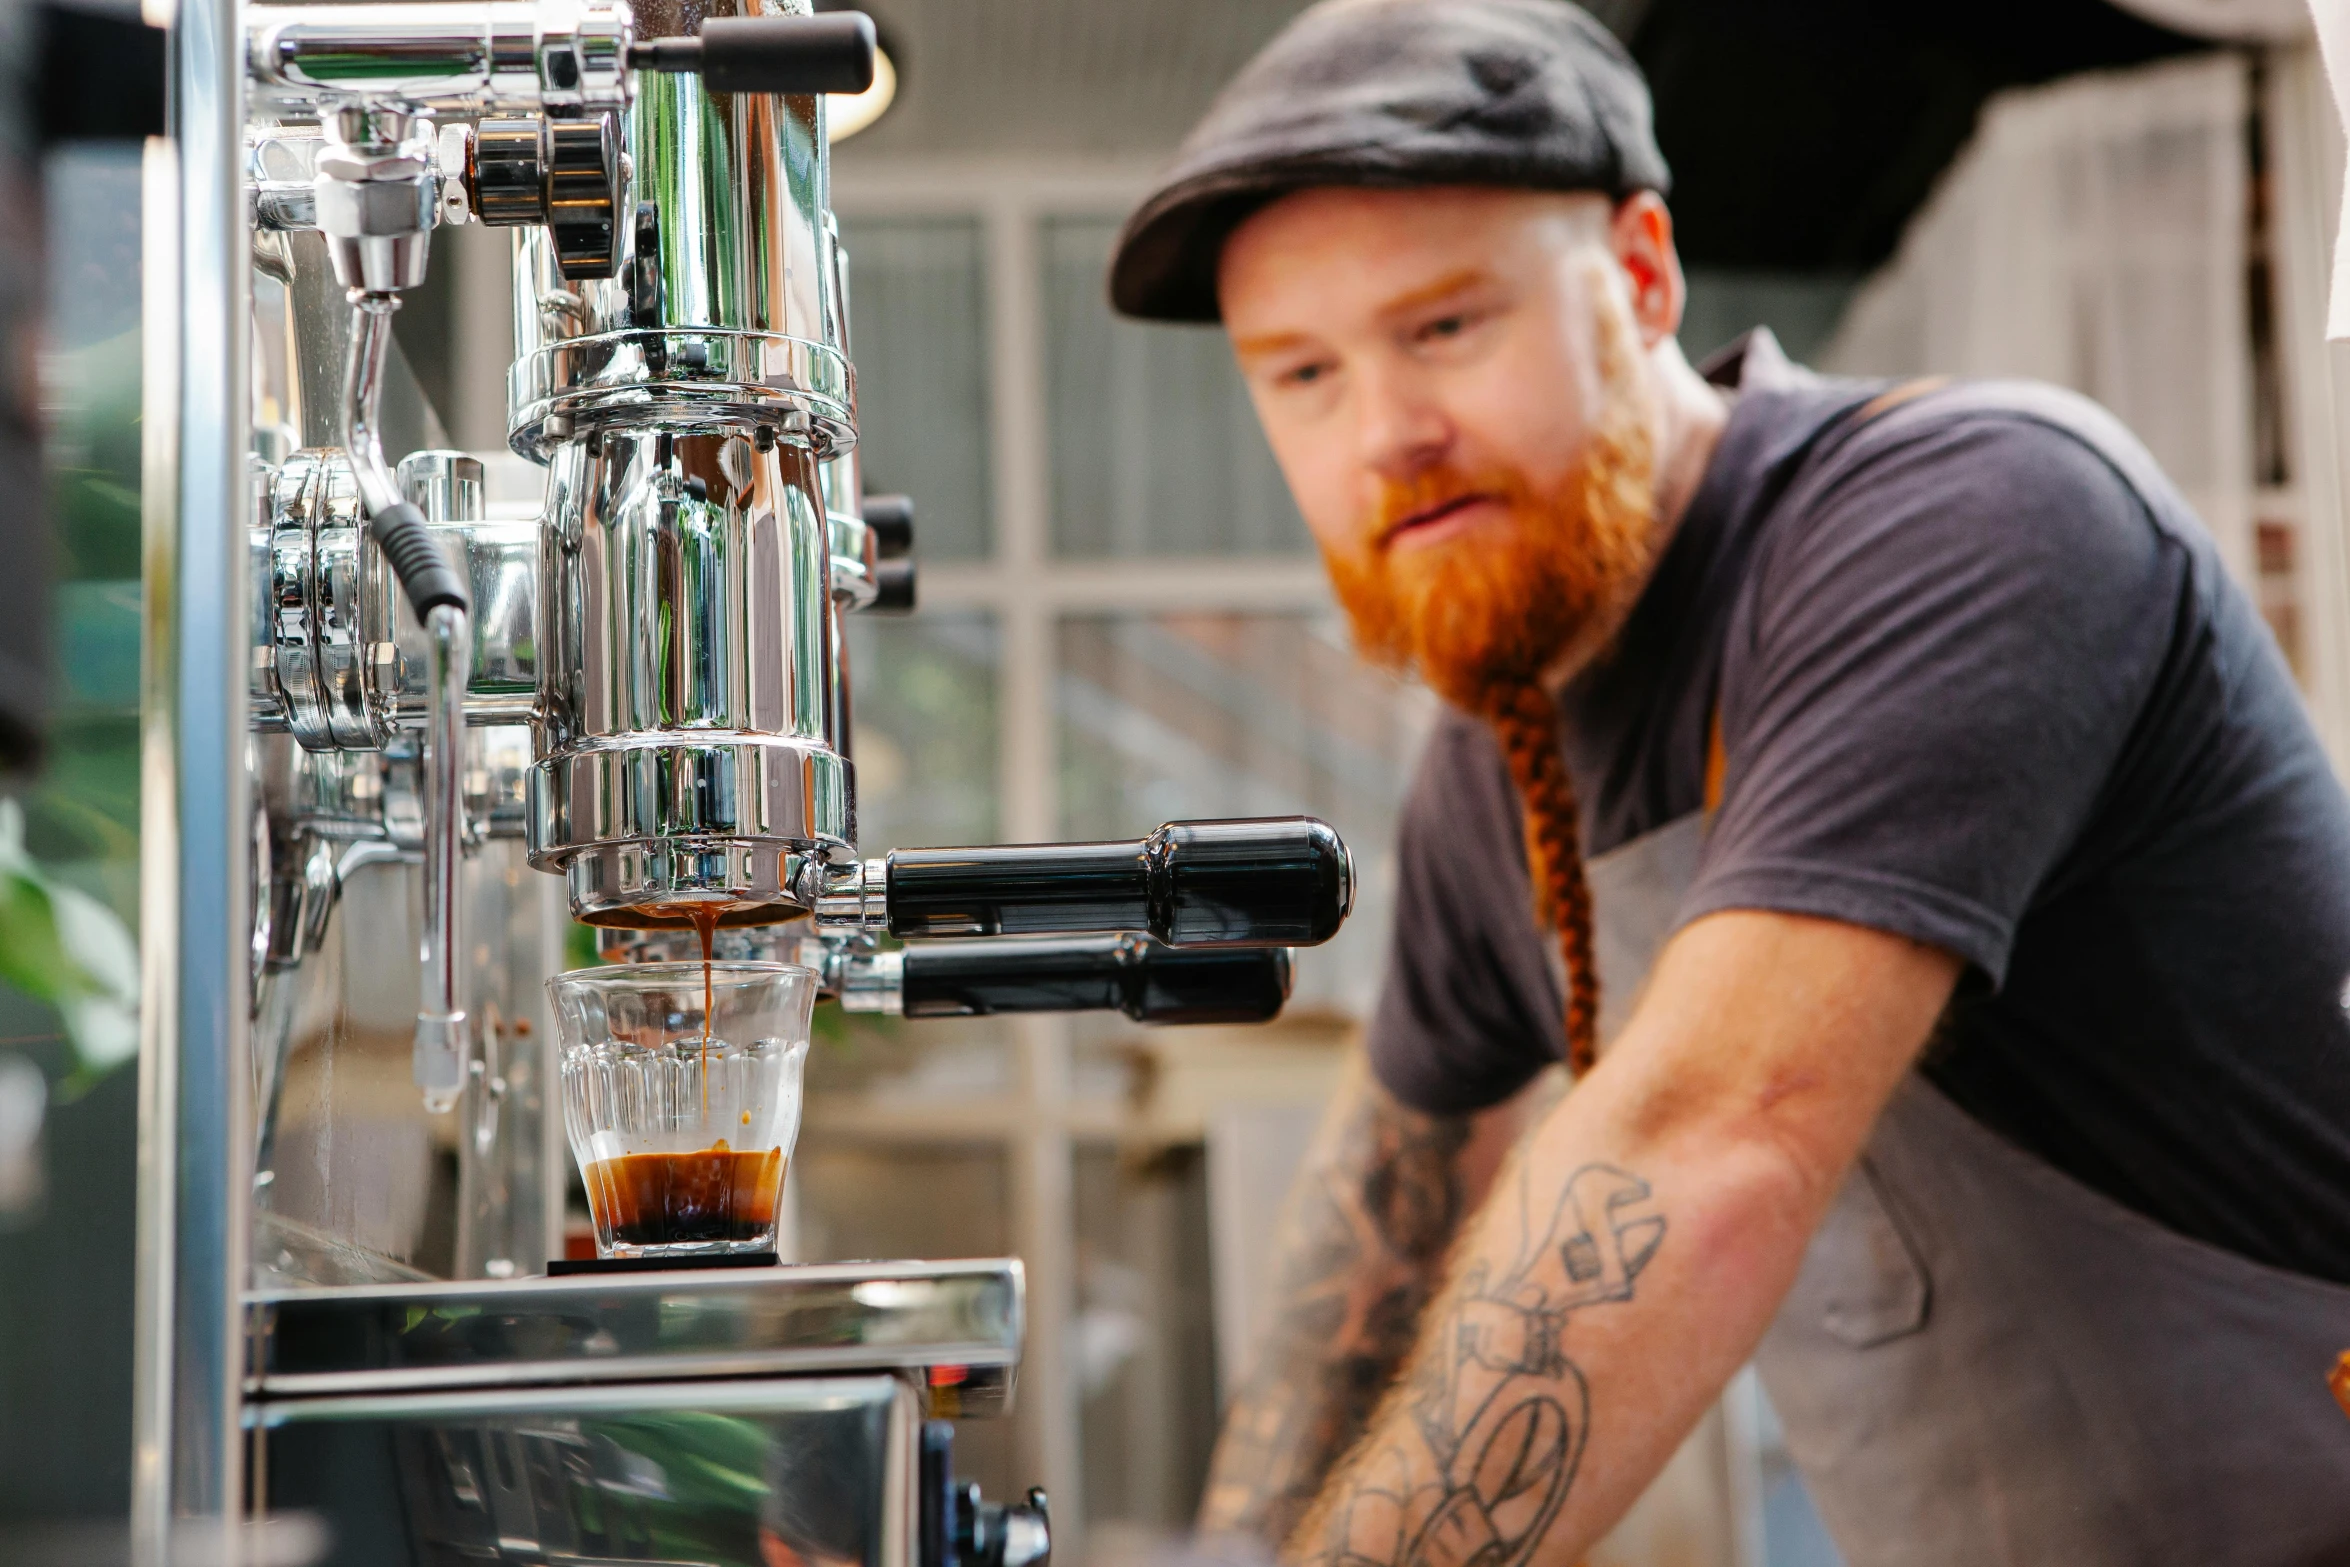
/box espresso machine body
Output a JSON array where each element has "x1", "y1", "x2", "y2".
[{"x1": 136, "y1": 3, "x2": 1354, "y2": 1561}]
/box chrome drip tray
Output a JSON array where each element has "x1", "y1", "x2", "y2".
[{"x1": 245, "y1": 1258, "x2": 1023, "y2": 1415}]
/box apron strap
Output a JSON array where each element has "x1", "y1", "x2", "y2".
[
  {"x1": 1853, "y1": 374, "x2": 1951, "y2": 423},
  {"x1": 1704, "y1": 710, "x2": 1727, "y2": 815}
]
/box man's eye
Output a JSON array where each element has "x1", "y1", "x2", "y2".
[
  {"x1": 1282, "y1": 362, "x2": 1330, "y2": 387},
  {"x1": 1421, "y1": 313, "x2": 1469, "y2": 341}
]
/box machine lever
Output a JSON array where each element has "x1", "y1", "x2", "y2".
[
  {"x1": 631, "y1": 13, "x2": 878, "y2": 95},
  {"x1": 345, "y1": 291, "x2": 470, "y2": 1111},
  {"x1": 821, "y1": 816, "x2": 1353, "y2": 947}
]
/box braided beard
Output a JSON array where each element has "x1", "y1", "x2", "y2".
[{"x1": 1322, "y1": 290, "x2": 1659, "y2": 1074}]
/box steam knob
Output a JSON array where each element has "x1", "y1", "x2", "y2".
[
  {"x1": 865, "y1": 493, "x2": 915, "y2": 611},
  {"x1": 630, "y1": 13, "x2": 878, "y2": 94}
]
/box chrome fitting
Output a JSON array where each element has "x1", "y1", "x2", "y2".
[
  {"x1": 837, "y1": 948, "x2": 904, "y2": 1015},
  {"x1": 313, "y1": 109, "x2": 438, "y2": 293},
  {"x1": 814, "y1": 858, "x2": 889, "y2": 930},
  {"x1": 434, "y1": 123, "x2": 474, "y2": 224},
  {"x1": 412, "y1": 1008, "x2": 469, "y2": 1114},
  {"x1": 247, "y1": 0, "x2": 633, "y2": 117}
]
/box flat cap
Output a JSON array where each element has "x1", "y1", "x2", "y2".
[{"x1": 1109, "y1": 0, "x2": 1669, "y2": 323}]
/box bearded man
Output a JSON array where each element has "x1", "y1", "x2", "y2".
[{"x1": 1106, "y1": 2, "x2": 2350, "y2": 1563}]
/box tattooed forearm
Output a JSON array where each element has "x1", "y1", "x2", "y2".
[
  {"x1": 1196, "y1": 1061, "x2": 1479, "y2": 1547},
  {"x1": 1290, "y1": 1157, "x2": 1667, "y2": 1567}
]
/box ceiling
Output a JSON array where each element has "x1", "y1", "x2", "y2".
[
  {"x1": 830, "y1": 0, "x2": 2212, "y2": 274},
  {"x1": 828, "y1": 0, "x2": 1315, "y2": 159},
  {"x1": 1632, "y1": 0, "x2": 2204, "y2": 271}
]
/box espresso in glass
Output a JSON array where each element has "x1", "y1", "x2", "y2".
[
  {"x1": 552, "y1": 961, "x2": 815, "y2": 1260},
  {"x1": 583, "y1": 1143, "x2": 785, "y2": 1248}
]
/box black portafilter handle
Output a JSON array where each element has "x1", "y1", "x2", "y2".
[
  {"x1": 881, "y1": 816, "x2": 1352, "y2": 948},
  {"x1": 900, "y1": 936, "x2": 1291, "y2": 1024},
  {"x1": 631, "y1": 13, "x2": 878, "y2": 95}
]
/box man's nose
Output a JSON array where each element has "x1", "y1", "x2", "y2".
[{"x1": 1357, "y1": 364, "x2": 1453, "y2": 478}]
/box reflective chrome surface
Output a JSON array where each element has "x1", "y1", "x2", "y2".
[
  {"x1": 506, "y1": 0, "x2": 832, "y2": 350},
  {"x1": 136, "y1": 0, "x2": 258, "y2": 1552},
  {"x1": 162, "y1": 8, "x2": 1042, "y2": 1561},
  {"x1": 507, "y1": 325, "x2": 855, "y2": 458},
  {"x1": 254, "y1": 1375, "x2": 918, "y2": 1567},
  {"x1": 502, "y1": 0, "x2": 852, "y2": 461},
  {"x1": 450, "y1": 827, "x2": 566, "y2": 1281},
  {"x1": 247, "y1": 0, "x2": 632, "y2": 115},
  {"x1": 254, "y1": 450, "x2": 540, "y2": 735},
  {"x1": 507, "y1": 0, "x2": 857, "y2": 925},
  {"x1": 530, "y1": 426, "x2": 850, "y2": 923},
  {"x1": 314, "y1": 109, "x2": 437, "y2": 293},
  {"x1": 414, "y1": 602, "x2": 473, "y2": 1108},
  {"x1": 247, "y1": 1258, "x2": 1024, "y2": 1408},
  {"x1": 819, "y1": 217, "x2": 874, "y2": 607}
]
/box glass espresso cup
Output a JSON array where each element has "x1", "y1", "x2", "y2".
[{"x1": 552, "y1": 961, "x2": 816, "y2": 1260}]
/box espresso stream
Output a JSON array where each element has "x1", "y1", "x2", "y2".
[{"x1": 689, "y1": 903, "x2": 721, "y2": 1110}]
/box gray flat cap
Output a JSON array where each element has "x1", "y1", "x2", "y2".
[{"x1": 1109, "y1": 0, "x2": 1669, "y2": 323}]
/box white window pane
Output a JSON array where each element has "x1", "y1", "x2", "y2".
[
  {"x1": 841, "y1": 217, "x2": 994, "y2": 560},
  {"x1": 1055, "y1": 611, "x2": 1434, "y2": 1018},
  {"x1": 848, "y1": 610, "x2": 1000, "y2": 852},
  {"x1": 1073, "y1": 1142, "x2": 1217, "y2": 1535},
  {"x1": 1042, "y1": 216, "x2": 1311, "y2": 559}
]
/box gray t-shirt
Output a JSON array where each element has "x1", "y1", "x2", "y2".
[{"x1": 1367, "y1": 331, "x2": 2350, "y2": 1283}]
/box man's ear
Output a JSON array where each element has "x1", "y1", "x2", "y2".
[{"x1": 1611, "y1": 192, "x2": 1685, "y2": 349}]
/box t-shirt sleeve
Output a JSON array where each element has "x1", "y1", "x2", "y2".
[
  {"x1": 1364, "y1": 711, "x2": 1568, "y2": 1114},
  {"x1": 1686, "y1": 409, "x2": 2187, "y2": 982}
]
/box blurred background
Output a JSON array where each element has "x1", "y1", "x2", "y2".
[{"x1": 6, "y1": 0, "x2": 2349, "y2": 1564}]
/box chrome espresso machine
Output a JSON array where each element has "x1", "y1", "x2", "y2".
[{"x1": 134, "y1": 4, "x2": 1353, "y2": 1562}]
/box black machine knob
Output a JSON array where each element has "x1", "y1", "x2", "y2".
[
  {"x1": 469, "y1": 113, "x2": 622, "y2": 279},
  {"x1": 871, "y1": 556, "x2": 917, "y2": 611},
  {"x1": 881, "y1": 817, "x2": 1352, "y2": 947},
  {"x1": 631, "y1": 13, "x2": 879, "y2": 95},
  {"x1": 921, "y1": 1423, "x2": 1051, "y2": 1567},
  {"x1": 865, "y1": 493, "x2": 915, "y2": 559},
  {"x1": 864, "y1": 493, "x2": 916, "y2": 610},
  {"x1": 900, "y1": 935, "x2": 1292, "y2": 1023}
]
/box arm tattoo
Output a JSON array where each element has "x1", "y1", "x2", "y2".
[
  {"x1": 1292, "y1": 1159, "x2": 1667, "y2": 1567},
  {"x1": 1196, "y1": 1074, "x2": 1477, "y2": 1546}
]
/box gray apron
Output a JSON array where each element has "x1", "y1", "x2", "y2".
[{"x1": 1585, "y1": 811, "x2": 2350, "y2": 1566}]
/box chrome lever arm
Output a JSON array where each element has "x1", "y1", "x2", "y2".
[{"x1": 345, "y1": 289, "x2": 472, "y2": 1111}]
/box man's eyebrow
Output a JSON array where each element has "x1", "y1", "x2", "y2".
[
  {"x1": 1229, "y1": 328, "x2": 1316, "y2": 358},
  {"x1": 1376, "y1": 267, "x2": 1495, "y2": 322},
  {"x1": 1228, "y1": 269, "x2": 1498, "y2": 358}
]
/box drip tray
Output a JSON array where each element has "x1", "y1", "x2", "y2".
[
  {"x1": 547, "y1": 1250, "x2": 781, "y2": 1275},
  {"x1": 243, "y1": 1256, "x2": 1023, "y2": 1417}
]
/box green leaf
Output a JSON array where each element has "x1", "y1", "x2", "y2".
[{"x1": 0, "y1": 873, "x2": 82, "y2": 1005}]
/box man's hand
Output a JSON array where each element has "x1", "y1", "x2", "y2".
[
  {"x1": 1195, "y1": 1054, "x2": 1531, "y2": 1547},
  {"x1": 1288, "y1": 909, "x2": 1961, "y2": 1567}
]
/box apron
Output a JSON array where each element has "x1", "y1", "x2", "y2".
[{"x1": 1583, "y1": 806, "x2": 2350, "y2": 1566}]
